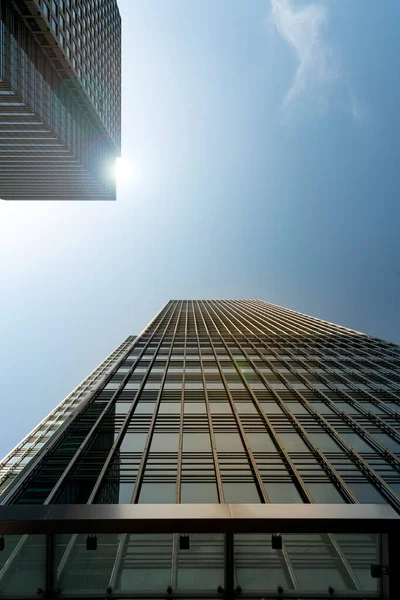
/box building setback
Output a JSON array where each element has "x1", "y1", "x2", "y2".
[
  {"x1": 0, "y1": 0, "x2": 121, "y2": 200},
  {"x1": 0, "y1": 300, "x2": 400, "y2": 599}
]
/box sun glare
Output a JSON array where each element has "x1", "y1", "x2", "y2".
[{"x1": 115, "y1": 157, "x2": 133, "y2": 183}]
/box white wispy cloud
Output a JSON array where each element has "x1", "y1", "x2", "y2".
[{"x1": 270, "y1": 0, "x2": 362, "y2": 119}]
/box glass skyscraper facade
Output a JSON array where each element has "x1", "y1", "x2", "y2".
[
  {"x1": 1, "y1": 300, "x2": 399, "y2": 599},
  {"x1": 0, "y1": 0, "x2": 121, "y2": 200}
]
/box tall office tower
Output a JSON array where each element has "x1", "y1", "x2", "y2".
[
  {"x1": 1, "y1": 300, "x2": 400, "y2": 599},
  {"x1": 0, "y1": 0, "x2": 121, "y2": 200}
]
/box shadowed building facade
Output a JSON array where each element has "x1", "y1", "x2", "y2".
[
  {"x1": 0, "y1": 0, "x2": 121, "y2": 200},
  {"x1": 0, "y1": 300, "x2": 399, "y2": 598}
]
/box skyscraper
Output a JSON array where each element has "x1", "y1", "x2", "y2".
[
  {"x1": 0, "y1": 0, "x2": 121, "y2": 200},
  {"x1": 1, "y1": 300, "x2": 399, "y2": 599}
]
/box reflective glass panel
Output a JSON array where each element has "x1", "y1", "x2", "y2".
[
  {"x1": 138, "y1": 482, "x2": 176, "y2": 503},
  {"x1": 223, "y1": 482, "x2": 260, "y2": 503},
  {"x1": 0, "y1": 535, "x2": 46, "y2": 597},
  {"x1": 264, "y1": 481, "x2": 303, "y2": 503},
  {"x1": 181, "y1": 482, "x2": 218, "y2": 503},
  {"x1": 120, "y1": 432, "x2": 147, "y2": 453},
  {"x1": 176, "y1": 533, "x2": 224, "y2": 590},
  {"x1": 150, "y1": 433, "x2": 179, "y2": 453},
  {"x1": 183, "y1": 433, "x2": 211, "y2": 452},
  {"x1": 234, "y1": 534, "x2": 293, "y2": 591},
  {"x1": 116, "y1": 534, "x2": 173, "y2": 591},
  {"x1": 56, "y1": 533, "x2": 119, "y2": 593}
]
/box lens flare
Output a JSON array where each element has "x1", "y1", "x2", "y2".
[{"x1": 115, "y1": 157, "x2": 133, "y2": 183}]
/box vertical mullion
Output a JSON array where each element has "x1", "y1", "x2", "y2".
[
  {"x1": 205, "y1": 300, "x2": 313, "y2": 503},
  {"x1": 171, "y1": 301, "x2": 188, "y2": 590},
  {"x1": 43, "y1": 301, "x2": 176, "y2": 507},
  {"x1": 130, "y1": 300, "x2": 183, "y2": 504},
  {"x1": 195, "y1": 301, "x2": 270, "y2": 504},
  {"x1": 210, "y1": 300, "x2": 357, "y2": 504},
  {"x1": 191, "y1": 301, "x2": 225, "y2": 503},
  {"x1": 211, "y1": 303, "x2": 364, "y2": 589},
  {"x1": 106, "y1": 301, "x2": 183, "y2": 593},
  {"x1": 220, "y1": 300, "x2": 400, "y2": 507}
]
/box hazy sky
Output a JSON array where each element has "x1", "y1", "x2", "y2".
[{"x1": 1, "y1": 0, "x2": 400, "y2": 458}]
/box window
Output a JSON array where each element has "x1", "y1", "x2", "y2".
[
  {"x1": 307, "y1": 482, "x2": 345, "y2": 503},
  {"x1": 347, "y1": 482, "x2": 386, "y2": 503},
  {"x1": 158, "y1": 403, "x2": 181, "y2": 414},
  {"x1": 260, "y1": 402, "x2": 283, "y2": 414},
  {"x1": 223, "y1": 482, "x2": 260, "y2": 503},
  {"x1": 117, "y1": 482, "x2": 135, "y2": 503},
  {"x1": 134, "y1": 402, "x2": 155, "y2": 414},
  {"x1": 308, "y1": 433, "x2": 342, "y2": 453},
  {"x1": 51, "y1": 17, "x2": 57, "y2": 33},
  {"x1": 246, "y1": 433, "x2": 277, "y2": 453},
  {"x1": 120, "y1": 433, "x2": 146, "y2": 453},
  {"x1": 181, "y1": 482, "x2": 218, "y2": 503},
  {"x1": 215, "y1": 433, "x2": 244, "y2": 453},
  {"x1": 264, "y1": 482, "x2": 303, "y2": 503},
  {"x1": 373, "y1": 433, "x2": 400, "y2": 453},
  {"x1": 184, "y1": 402, "x2": 206, "y2": 414},
  {"x1": 341, "y1": 433, "x2": 374, "y2": 453},
  {"x1": 115, "y1": 402, "x2": 131, "y2": 415},
  {"x1": 42, "y1": 2, "x2": 49, "y2": 19},
  {"x1": 150, "y1": 433, "x2": 179, "y2": 453},
  {"x1": 235, "y1": 402, "x2": 257, "y2": 415},
  {"x1": 139, "y1": 483, "x2": 176, "y2": 504},
  {"x1": 183, "y1": 433, "x2": 211, "y2": 453},
  {"x1": 209, "y1": 403, "x2": 232, "y2": 414},
  {"x1": 277, "y1": 433, "x2": 310, "y2": 453}
]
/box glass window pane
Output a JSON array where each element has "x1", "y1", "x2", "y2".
[
  {"x1": 333, "y1": 534, "x2": 379, "y2": 592},
  {"x1": 235, "y1": 534, "x2": 293, "y2": 590},
  {"x1": 285, "y1": 402, "x2": 308, "y2": 415},
  {"x1": 308, "y1": 433, "x2": 342, "y2": 453},
  {"x1": 150, "y1": 433, "x2": 179, "y2": 453},
  {"x1": 0, "y1": 535, "x2": 46, "y2": 596},
  {"x1": 285, "y1": 533, "x2": 358, "y2": 592},
  {"x1": 181, "y1": 482, "x2": 218, "y2": 503},
  {"x1": 56, "y1": 533, "x2": 119, "y2": 593},
  {"x1": 346, "y1": 482, "x2": 386, "y2": 503},
  {"x1": 373, "y1": 433, "x2": 400, "y2": 453},
  {"x1": 261, "y1": 402, "x2": 283, "y2": 414},
  {"x1": 223, "y1": 482, "x2": 260, "y2": 503},
  {"x1": 307, "y1": 482, "x2": 345, "y2": 503},
  {"x1": 158, "y1": 402, "x2": 181, "y2": 414},
  {"x1": 115, "y1": 402, "x2": 131, "y2": 414},
  {"x1": 246, "y1": 432, "x2": 277, "y2": 453},
  {"x1": 183, "y1": 433, "x2": 211, "y2": 452},
  {"x1": 138, "y1": 483, "x2": 176, "y2": 503},
  {"x1": 264, "y1": 482, "x2": 303, "y2": 503},
  {"x1": 117, "y1": 482, "x2": 136, "y2": 503},
  {"x1": 120, "y1": 433, "x2": 147, "y2": 453},
  {"x1": 215, "y1": 432, "x2": 244, "y2": 452},
  {"x1": 134, "y1": 402, "x2": 155, "y2": 414},
  {"x1": 235, "y1": 402, "x2": 257, "y2": 414},
  {"x1": 177, "y1": 533, "x2": 224, "y2": 590},
  {"x1": 209, "y1": 402, "x2": 232, "y2": 414},
  {"x1": 277, "y1": 432, "x2": 310, "y2": 452},
  {"x1": 341, "y1": 433, "x2": 374, "y2": 453},
  {"x1": 117, "y1": 534, "x2": 173, "y2": 591},
  {"x1": 184, "y1": 402, "x2": 206, "y2": 414}
]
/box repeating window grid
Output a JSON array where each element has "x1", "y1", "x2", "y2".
[
  {"x1": 36, "y1": 0, "x2": 121, "y2": 140},
  {"x1": 3, "y1": 301, "x2": 400, "y2": 513},
  {"x1": 0, "y1": 1, "x2": 120, "y2": 200},
  {"x1": 0, "y1": 336, "x2": 135, "y2": 496}
]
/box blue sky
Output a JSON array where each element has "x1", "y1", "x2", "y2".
[{"x1": 1, "y1": 0, "x2": 400, "y2": 458}]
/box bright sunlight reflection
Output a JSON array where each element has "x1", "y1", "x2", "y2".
[{"x1": 115, "y1": 157, "x2": 133, "y2": 183}]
